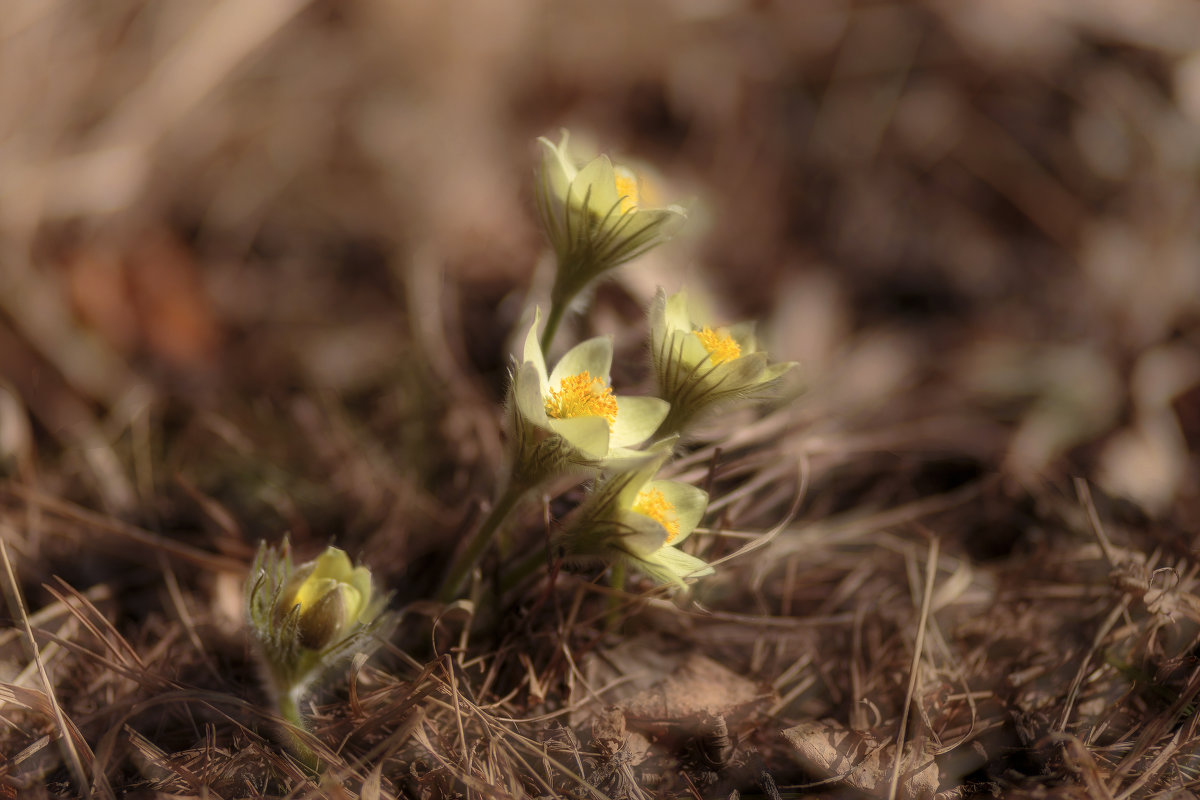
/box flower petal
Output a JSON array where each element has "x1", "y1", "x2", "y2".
[
  {"x1": 522, "y1": 309, "x2": 549, "y2": 388},
  {"x1": 636, "y1": 546, "x2": 714, "y2": 586},
  {"x1": 706, "y1": 352, "x2": 768, "y2": 394},
  {"x1": 550, "y1": 336, "x2": 613, "y2": 386},
  {"x1": 348, "y1": 566, "x2": 373, "y2": 621},
  {"x1": 615, "y1": 509, "x2": 670, "y2": 556},
  {"x1": 680, "y1": 329, "x2": 711, "y2": 367},
  {"x1": 610, "y1": 395, "x2": 669, "y2": 448},
  {"x1": 727, "y1": 321, "x2": 757, "y2": 354},
  {"x1": 625, "y1": 207, "x2": 686, "y2": 241},
  {"x1": 548, "y1": 415, "x2": 610, "y2": 459},
  {"x1": 600, "y1": 446, "x2": 662, "y2": 473},
  {"x1": 663, "y1": 288, "x2": 693, "y2": 333},
  {"x1": 538, "y1": 133, "x2": 577, "y2": 197},
  {"x1": 514, "y1": 361, "x2": 551, "y2": 426},
  {"x1": 611, "y1": 446, "x2": 672, "y2": 508},
  {"x1": 309, "y1": 547, "x2": 354, "y2": 582},
  {"x1": 647, "y1": 480, "x2": 708, "y2": 543},
  {"x1": 571, "y1": 155, "x2": 621, "y2": 219},
  {"x1": 762, "y1": 360, "x2": 798, "y2": 384}
]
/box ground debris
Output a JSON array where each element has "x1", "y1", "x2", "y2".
[{"x1": 782, "y1": 719, "x2": 940, "y2": 798}]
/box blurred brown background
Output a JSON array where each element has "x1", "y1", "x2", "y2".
[{"x1": 3, "y1": 0, "x2": 1197, "y2": 518}]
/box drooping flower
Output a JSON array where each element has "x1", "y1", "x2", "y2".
[
  {"x1": 649, "y1": 288, "x2": 796, "y2": 437},
  {"x1": 560, "y1": 444, "x2": 712, "y2": 587},
  {"x1": 509, "y1": 309, "x2": 669, "y2": 486},
  {"x1": 535, "y1": 130, "x2": 687, "y2": 349}
]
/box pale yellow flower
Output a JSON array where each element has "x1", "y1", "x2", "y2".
[
  {"x1": 650, "y1": 288, "x2": 796, "y2": 437},
  {"x1": 509, "y1": 309, "x2": 669, "y2": 484},
  {"x1": 535, "y1": 131, "x2": 686, "y2": 349},
  {"x1": 561, "y1": 444, "x2": 712, "y2": 588}
]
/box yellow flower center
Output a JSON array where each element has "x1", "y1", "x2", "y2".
[
  {"x1": 613, "y1": 166, "x2": 640, "y2": 215},
  {"x1": 632, "y1": 487, "x2": 681, "y2": 544},
  {"x1": 694, "y1": 327, "x2": 742, "y2": 365},
  {"x1": 545, "y1": 371, "x2": 618, "y2": 430}
]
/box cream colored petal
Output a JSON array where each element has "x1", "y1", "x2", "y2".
[
  {"x1": 639, "y1": 547, "x2": 714, "y2": 585},
  {"x1": 648, "y1": 480, "x2": 708, "y2": 542},
  {"x1": 522, "y1": 309, "x2": 548, "y2": 388},
  {"x1": 681, "y1": 330, "x2": 712, "y2": 367},
  {"x1": 571, "y1": 155, "x2": 622, "y2": 218},
  {"x1": 610, "y1": 396, "x2": 669, "y2": 448},
  {"x1": 663, "y1": 289, "x2": 694, "y2": 333},
  {"x1": 616, "y1": 509, "x2": 670, "y2": 557},
  {"x1": 612, "y1": 446, "x2": 672, "y2": 508},
  {"x1": 548, "y1": 415, "x2": 610, "y2": 459},
  {"x1": 537, "y1": 133, "x2": 577, "y2": 196},
  {"x1": 703, "y1": 352, "x2": 768, "y2": 393},
  {"x1": 550, "y1": 336, "x2": 612, "y2": 386},
  {"x1": 514, "y1": 361, "x2": 551, "y2": 426},
  {"x1": 762, "y1": 361, "x2": 798, "y2": 383}
]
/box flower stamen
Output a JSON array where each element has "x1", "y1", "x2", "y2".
[
  {"x1": 613, "y1": 166, "x2": 640, "y2": 215},
  {"x1": 545, "y1": 371, "x2": 618, "y2": 430},
  {"x1": 632, "y1": 487, "x2": 681, "y2": 544},
  {"x1": 694, "y1": 327, "x2": 741, "y2": 365}
]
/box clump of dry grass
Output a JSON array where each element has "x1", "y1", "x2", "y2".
[{"x1": 3, "y1": 1, "x2": 1200, "y2": 798}]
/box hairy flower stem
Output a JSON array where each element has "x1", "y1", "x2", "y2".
[
  {"x1": 438, "y1": 483, "x2": 527, "y2": 602},
  {"x1": 276, "y1": 689, "x2": 320, "y2": 772}
]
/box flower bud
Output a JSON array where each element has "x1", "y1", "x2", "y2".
[
  {"x1": 247, "y1": 542, "x2": 387, "y2": 693},
  {"x1": 272, "y1": 548, "x2": 372, "y2": 651}
]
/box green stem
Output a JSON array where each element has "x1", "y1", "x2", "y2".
[
  {"x1": 277, "y1": 688, "x2": 320, "y2": 772},
  {"x1": 438, "y1": 483, "x2": 528, "y2": 602},
  {"x1": 540, "y1": 298, "x2": 567, "y2": 354},
  {"x1": 605, "y1": 561, "x2": 627, "y2": 634}
]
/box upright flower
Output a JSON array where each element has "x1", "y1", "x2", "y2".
[
  {"x1": 650, "y1": 288, "x2": 796, "y2": 437},
  {"x1": 247, "y1": 542, "x2": 389, "y2": 765},
  {"x1": 510, "y1": 308, "x2": 669, "y2": 486},
  {"x1": 561, "y1": 444, "x2": 712, "y2": 587},
  {"x1": 438, "y1": 311, "x2": 670, "y2": 602},
  {"x1": 535, "y1": 130, "x2": 687, "y2": 350}
]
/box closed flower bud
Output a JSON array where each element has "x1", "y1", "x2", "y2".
[
  {"x1": 247, "y1": 542, "x2": 388, "y2": 695},
  {"x1": 292, "y1": 580, "x2": 353, "y2": 650}
]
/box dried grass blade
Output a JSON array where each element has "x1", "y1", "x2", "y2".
[
  {"x1": 0, "y1": 542, "x2": 110, "y2": 799},
  {"x1": 887, "y1": 535, "x2": 938, "y2": 800}
]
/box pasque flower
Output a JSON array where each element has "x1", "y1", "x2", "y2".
[
  {"x1": 247, "y1": 542, "x2": 389, "y2": 764},
  {"x1": 438, "y1": 311, "x2": 670, "y2": 602},
  {"x1": 561, "y1": 444, "x2": 712, "y2": 587},
  {"x1": 509, "y1": 308, "x2": 669, "y2": 485},
  {"x1": 650, "y1": 288, "x2": 796, "y2": 437},
  {"x1": 535, "y1": 130, "x2": 686, "y2": 350}
]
